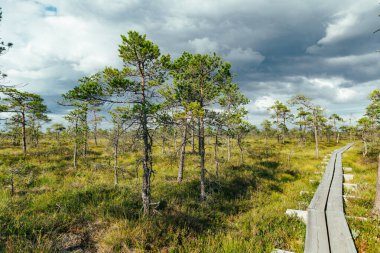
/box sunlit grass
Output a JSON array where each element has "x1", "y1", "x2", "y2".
[
  {"x1": 0, "y1": 136, "x2": 376, "y2": 252},
  {"x1": 343, "y1": 144, "x2": 380, "y2": 253}
]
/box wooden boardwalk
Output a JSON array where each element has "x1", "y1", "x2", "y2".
[{"x1": 304, "y1": 143, "x2": 357, "y2": 253}]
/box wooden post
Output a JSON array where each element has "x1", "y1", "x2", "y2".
[{"x1": 373, "y1": 153, "x2": 380, "y2": 215}]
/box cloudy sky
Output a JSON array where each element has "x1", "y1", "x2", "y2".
[{"x1": 0, "y1": 0, "x2": 380, "y2": 127}]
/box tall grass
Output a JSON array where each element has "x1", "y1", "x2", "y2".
[
  {"x1": 0, "y1": 136, "x2": 374, "y2": 252},
  {"x1": 343, "y1": 144, "x2": 380, "y2": 253}
]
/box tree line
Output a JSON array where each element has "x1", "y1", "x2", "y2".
[
  {"x1": 266, "y1": 96, "x2": 345, "y2": 159},
  {"x1": 0, "y1": 30, "x2": 379, "y2": 216},
  {"x1": 0, "y1": 31, "x2": 253, "y2": 215}
]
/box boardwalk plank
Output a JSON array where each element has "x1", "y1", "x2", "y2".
[
  {"x1": 304, "y1": 144, "x2": 356, "y2": 253},
  {"x1": 326, "y1": 145, "x2": 357, "y2": 253}
]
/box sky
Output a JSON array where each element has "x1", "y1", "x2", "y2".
[{"x1": 0, "y1": 0, "x2": 380, "y2": 127}]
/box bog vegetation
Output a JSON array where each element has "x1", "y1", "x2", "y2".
[{"x1": 0, "y1": 10, "x2": 379, "y2": 253}]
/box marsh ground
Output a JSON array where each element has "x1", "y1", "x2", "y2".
[{"x1": 0, "y1": 136, "x2": 378, "y2": 252}]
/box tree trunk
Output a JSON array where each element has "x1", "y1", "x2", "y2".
[
  {"x1": 73, "y1": 118, "x2": 78, "y2": 169},
  {"x1": 237, "y1": 136, "x2": 243, "y2": 165},
  {"x1": 177, "y1": 121, "x2": 188, "y2": 182},
  {"x1": 93, "y1": 109, "x2": 98, "y2": 146},
  {"x1": 199, "y1": 115, "x2": 206, "y2": 201},
  {"x1": 336, "y1": 133, "x2": 340, "y2": 144},
  {"x1": 350, "y1": 128, "x2": 353, "y2": 141},
  {"x1": 142, "y1": 119, "x2": 152, "y2": 215},
  {"x1": 299, "y1": 124, "x2": 304, "y2": 146},
  {"x1": 191, "y1": 120, "x2": 195, "y2": 153},
  {"x1": 114, "y1": 136, "x2": 119, "y2": 186},
  {"x1": 302, "y1": 119, "x2": 307, "y2": 145},
  {"x1": 10, "y1": 172, "x2": 14, "y2": 196},
  {"x1": 214, "y1": 132, "x2": 219, "y2": 177},
  {"x1": 173, "y1": 127, "x2": 177, "y2": 155},
  {"x1": 141, "y1": 76, "x2": 152, "y2": 216},
  {"x1": 73, "y1": 139, "x2": 78, "y2": 168},
  {"x1": 12, "y1": 133, "x2": 17, "y2": 146},
  {"x1": 373, "y1": 153, "x2": 380, "y2": 215},
  {"x1": 83, "y1": 111, "x2": 88, "y2": 158},
  {"x1": 162, "y1": 136, "x2": 165, "y2": 155},
  {"x1": 227, "y1": 135, "x2": 231, "y2": 161},
  {"x1": 282, "y1": 116, "x2": 286, "y2": 144},
  {"x1": 276, "y1": 114, "x2": 280, "y2": 144},
  {"x1": 363, "y1": 139, "x2": 368, "y2": 157},
  {"x1": 21, "y1": 111, "x2": 26, "y2": 157},
  {"x1": 35, "y1": 125, "x2": 39, "y2": 147},
  {"x1": 314, "y1": 125, "x2": 319, "y2": 159},
  {"x1": 198, "y1": 119, "x2": 202, "y2": 156}
]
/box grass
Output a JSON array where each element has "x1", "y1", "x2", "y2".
[
  {"x1": 343, "y1": 143, "x2": 380, "y2": 253},
  {"x1": 0, "y1": 135, "x2": 377, "y2": 252}
]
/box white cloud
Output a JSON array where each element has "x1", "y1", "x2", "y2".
[
  {"x1": 306, "y1": 1, "x2": 375, "y2": 54},
  {"x1": 307, "y1": 76, "x2": 351, "y2": 89},
  {"x1": 251, "y1": 96, "x2": 276, "y2": 112},
  {"x1": 188, "y1": 37, "x2": 219, "y2": 54},
  {"x1": 0, "y1": 0, "x2": 377, "y2": 127},
  {"x1": 0, "y1": 2, "x2": 125, "y2": 97},
  {"x1": 225, "y1": 48, "x2": 265, "y2": 65},
  {"x1": 296, "y1": 76, "x2": 359, "y2": 104},
  {"x1": 336, "y1": 88, "x2": 356, "y2": 102},
  {"x1": 318, "y1": 13, "x2": 358, "y2": 45},
  {"x1": 326, "y1": 53, "x2": 375, "y2": 64},
  {"x1": 324, "y1": 53, "x2": 380, "y2": 67}
]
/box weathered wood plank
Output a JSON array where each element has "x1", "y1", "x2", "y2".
[
  {"x1": 308, "y1": 151, "x2": 337, "y2": 210},
  {"x1": 305, "y1": 143, "x2": 356, "y2": 253},
  {"x1": 326, "y1": 152, "x2": 344, "y2": 212},
  {"x1": 304, "y1": 209, "x2": 329, "y2": 253},
  {"x1": 305, "y1": 150, "x2": 337, "y2": 253},
  {"x1": 326, "y1": 212, "x2": 357, "y2": 253},
  {"x1": 326, "y1": 144, "x2": 357, "y2": 253}
]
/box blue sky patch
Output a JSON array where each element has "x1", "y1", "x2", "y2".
[{"x1": 45, "y1": 5, "x2": 57, "y2": 15}]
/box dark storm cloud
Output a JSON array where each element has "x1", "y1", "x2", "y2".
[{"x1": 0, "y1": 0, "x2": 379, "y2": 125}]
